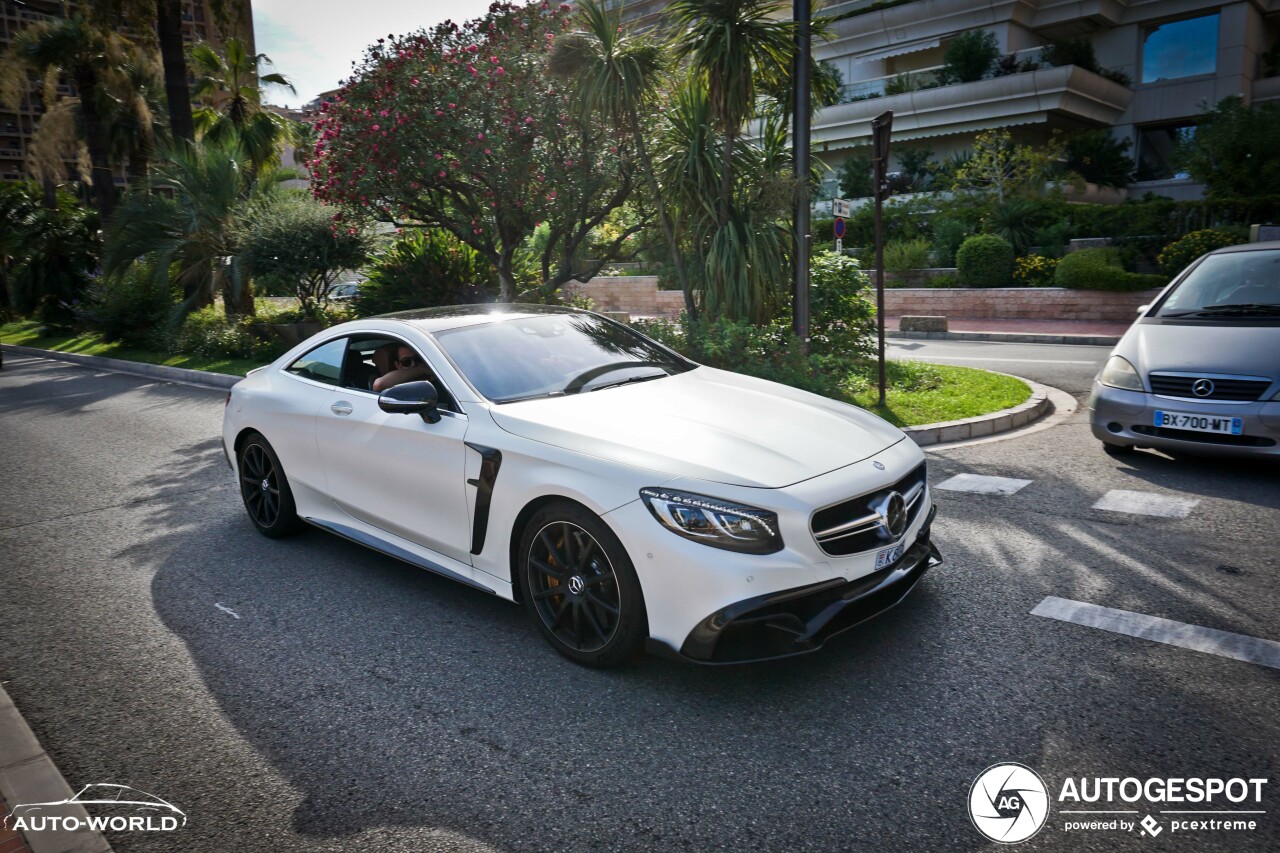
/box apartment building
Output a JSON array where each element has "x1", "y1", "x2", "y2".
[
  {"x1": 0, "y1": 0, "x2": 248, "y2": 184},
  {"x1": 616, "y1": 0, "x2": 1280, "y2": 201}
]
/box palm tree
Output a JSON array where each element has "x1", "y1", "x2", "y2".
[
  {"x1": 190, "y1": 38, "x2": 296, "y2": 175},
  {"x1": 549, "y1": 0, "x2": 697, "y2": 319},
  {"x1": 104, "y1": 139, "x2": 282, "y2": 318},
  {"x1": 666, "y1": 0, "x2": 795, "y2": 226},
  {"x1": 0, "y1": 16, "x2": 128, "y2": 219}
]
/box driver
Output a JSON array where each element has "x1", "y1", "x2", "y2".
[{"x1": 372, "y1": 343, "x2": 432, "y2": 392}]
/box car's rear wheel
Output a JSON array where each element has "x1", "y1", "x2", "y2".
[
  {"x1": 238, "y1": 433, "x2": 304, "y2": 538},
  {"x1": 518, "y1": 502, "x2": 646, "y2": 667}
]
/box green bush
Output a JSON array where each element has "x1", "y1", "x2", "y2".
[
  {"x1": 81, "y1": 265, "x2": 176, "y2": 348},
  {"x1": 941, "y1": 30, "x2": 998, "y2": 83},
  {"x1": 925, "y1": 272, "x2": 961, "y2": 288},
  {"x1": 807, "y1": 251, "x2": 875, "y2": 358},
  {"x1": 170, "y1": 305, "x2": 284, "y2": 361},
  {"x1": 930, "y1": 220, "x2": 969, "y2": 267},
  {"x1": 956, "y1": 234, "x2": 1015, "y2": 287},
  {"x1": 883, "y1": 237, "x2": 933, "y2": 273},
  {"x1": 1013, "y1": 254, "x2": 1058, "y2": 287},
  {"x1": 355, "y1": 230, "x2": 494, "y2": 317},
  {"x1": 1156, "y1": 229, "x2": 1247, "y2": 277},
  {"x1": 1054, "y1": 248, "x2": 1167, "y2": 291}
]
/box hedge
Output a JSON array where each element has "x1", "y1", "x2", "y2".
[
  {"x1": 957, "y1": 234, "x2": 1014, "y2": 287},
  {"x1": 1054, "y1": 248, "x2": 1167, "y2": 292}
]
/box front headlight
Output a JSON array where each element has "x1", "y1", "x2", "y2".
[
  {"x1": 640, "y1": 488, "x2": 783, "y2": 555},
  {"x1": 1099, "y1": 355, "x2": 1144, "y2": 392}
]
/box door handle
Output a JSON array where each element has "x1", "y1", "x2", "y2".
[{"x1": 330, "y1": 401, "x2": 353, "y2": 416}]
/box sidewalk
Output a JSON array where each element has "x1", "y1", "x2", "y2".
[{"x1": 887, "y1": 316, "x2": 1131, "y2": 346}]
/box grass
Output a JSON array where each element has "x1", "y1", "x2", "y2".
[
  {"x1": 0, "y1": 320, "x2": 267, "y2": 377},
  {"x1": 846, "y1": 360, "x2": 1030, "y2": 427}
]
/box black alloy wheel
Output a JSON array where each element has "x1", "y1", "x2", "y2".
[
  {"x1": 237, "y1": 433, "x2": 303, "y2": 537},
  {"x1": 519, "y1": 503, "x2": 646, "y2": 667}
]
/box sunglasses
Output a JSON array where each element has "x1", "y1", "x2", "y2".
[{"x1": 396, "y1": 355, "x2": 419, "y2": 368}]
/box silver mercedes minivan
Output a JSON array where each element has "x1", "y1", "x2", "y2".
[{"x1": 1090, "y1": 241, "x2": 1280, "y2": 458}]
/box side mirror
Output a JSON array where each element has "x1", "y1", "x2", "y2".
[
  {"x1": 1137, "y1": 304, "x2": 1150, "y2": 315},
  {"x1": 379, "y1": 380, "x2": 440, "y2": 424}
]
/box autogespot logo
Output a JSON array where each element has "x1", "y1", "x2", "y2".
[{"x1": 969, "y1": 763, "x2": 1050, "y2": 844}]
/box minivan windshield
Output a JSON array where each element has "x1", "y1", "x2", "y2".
[
  {"x1": 1157, "y1": 249, "x2": 1280, "y2": 318},
  {"x1": 433, "y1": 313, "x2": 694, "y2": 403}
]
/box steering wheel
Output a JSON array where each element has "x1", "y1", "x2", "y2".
[{"x1": 561, "y1": 361, "x2": 672, "y2": 395}]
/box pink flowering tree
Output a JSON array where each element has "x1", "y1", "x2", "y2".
[{"x1": 311, "y1": 1, "x2": 644, "y2": 302}]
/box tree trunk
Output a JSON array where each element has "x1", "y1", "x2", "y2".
[
  {"x1": 631, "y1": 115, "x2": 697, "y2": 322},
  {"x1": 221, "y1": 265, "x2": 255, "y2": 318},
  {"x1": 156, "y1": 0, "x2": 195, "y2": 142},
  {"x1": 73, "y1": 66, "x2": 116, "y2": 221},
  {"x1": 496, "y1": 251, "x2": 516, "y2": 302}
]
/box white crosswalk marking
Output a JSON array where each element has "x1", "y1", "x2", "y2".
[
  {"x1": 935, "y1": 473, "x2": 1033, "y2": 496},
  {"x1": 1092, "y1": 489, "x2": 1198, "y2": 518}
]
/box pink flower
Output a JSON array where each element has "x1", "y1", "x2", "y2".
[
  {"x1": 524, "y1": 116, "x2": 534, "y2": 124},
  {"x1": 372, "y1": 123, "x2": 380, "y2": 131},
  {"x1": 436, "y1": 110, "x2": 445, "y2": 116},
  {"x1": 439, "y1": 170, "x2": 447, "y2": 177},
  {"x1": 380, "y1": 109, "x2": 389, "y2": 117},
  {"x1": 477, "y1": 132, "x2": 484, "y2": 140},
  {"x1": 449, "y1": 103, "x2": 456, "y2": 109},
  {"x1": 484, "y1": 148, "x2": 491, "y2": 155},
  {"x1": 495, "y1": 67, "x2": 504, "y2": 76},
  {"x1": 412, "y1": 77, "x2": 420, "y2": 85}
]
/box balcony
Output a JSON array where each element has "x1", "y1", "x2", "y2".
[{"x1": 815, "y1": 64, "x2": 1134, "y2": 148}]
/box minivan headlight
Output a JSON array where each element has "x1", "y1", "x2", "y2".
[
  {"x1": 1099, "y1": 356, "x2": 1144, "y2": 392},
  {"x1": 640, "y1": 488, "x2": 783, "y2": 554}
]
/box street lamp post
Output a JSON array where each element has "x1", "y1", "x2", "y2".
[
  {"x1": 792, "y1": 0, "x2": 811, "y2": 352},
  {"x1": 871, "y1": 110, "x2": 893, "y2": 407}
]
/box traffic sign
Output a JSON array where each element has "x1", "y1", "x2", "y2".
[
  {"x1": 833, "y1": 198, "x2": 851, "y2": 218},
  {"x1": 833, "y1": 217, "x2": 846, "y2": 239}
]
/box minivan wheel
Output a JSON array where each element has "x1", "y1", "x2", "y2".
[{"x1": 1102, "y1": 441, "x2": 1137, "y2": 457}]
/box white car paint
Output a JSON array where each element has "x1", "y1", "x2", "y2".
[{"x1": 222, "y1": 307, "x2": 938, "y2": 662}]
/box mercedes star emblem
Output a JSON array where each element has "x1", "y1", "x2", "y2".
[{"x1": 1191, "y1": 378, "x2": 1215, "y2": 397}]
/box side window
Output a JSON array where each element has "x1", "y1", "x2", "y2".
[{"x1": 285, "y1": 337, "x2": 347, "y2": 386}]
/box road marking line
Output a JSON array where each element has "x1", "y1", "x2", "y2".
[
  {"x1": 1093, "y1": 489, "x2": 1198, "y2": 518},
  {"x1": 214, "y1": 603, "x2": 240, "y2": 620},
  {"x1": 895, "y1": 355, "x2": 1098, "y2": 365},
  {"x1": 935, "y1": 474, "x2": 1033, "y2": 496},
  {"x1": 1031, "y1": 596, "x2": 1280, "y2": 670}
]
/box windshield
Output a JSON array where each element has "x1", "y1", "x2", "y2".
[
  {"x1": 432, "y1": 313, "x2": 694, "y2": 403},
  {"x1": 1156, "y1": 250, "x2": 1280, "y2": 318}
]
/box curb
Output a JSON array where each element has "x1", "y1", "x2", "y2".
[
  {"x1": 0, "y1": 684, "x2": 114, "y2": 853},
  {"x1": 889, "y1": 330, "x2": 1121, "y2": 346},
  {"x1": 904, "y1": 374, "x2": 1052, "y2": 447},
  {"x1": 3, "y1": 345, "x2": 239, "y2": 390}
]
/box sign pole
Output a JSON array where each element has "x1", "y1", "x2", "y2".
[
  {"x1": 871, "y1": 111, "x2": 893, "y2": 408},
  {"x1": 792, "y1": 0, "x2": 812, "y2": 353}
]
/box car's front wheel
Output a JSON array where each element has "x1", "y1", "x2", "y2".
[
  {"x1": 237, "y1": 432, "x2": 304, "y2": 538},
  {"x1": 1102, "y1": 441, "x2": 1137, "y2": 458},
  {"x1": 518, "y1": 502, "x2": 647, "y2": 667}
]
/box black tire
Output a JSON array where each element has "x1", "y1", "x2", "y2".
[
  {"x1": 518, "y1": 502, "x2": 647, "y2": 667},
  {"x1": 1102, "y1": 441, "x2": 1137, "y2": 457},
  {"x1": 237, "y1": 432, "x2": 304, "y2": 538}
]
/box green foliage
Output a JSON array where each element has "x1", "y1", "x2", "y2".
[
  {"x1": 1156, "y1": 229, "x2": 1246, "y2": 277},
  {"x1": 883, "y1": 238, "x2": 933, "y2": 273},
  {"x1": 1054, "y1": 248, "x2": 1167, "y2": 292},
  {"x1": 941, "y1": 30, "x2": 998, "y2": 84},
  {"x1": 170, "y1": 304, "x2": 283, "y2": 361},
  {"x1": 956, "y1": 234, "x2": 1014, "y2": 287},
  {"x1": 1032, "y1": 219, "x2": 1073, "y2": 257},
  {"x1": 984, "y1": 196, "x2": 1048, "y2": 256},
  {"x1": 354, "y1": 230, "x2": 494, "y2": 318},
  {"x1": 0, "y1": 183, "x2": 99, "y2": 326},
  {"x1": 930, "y1": 219, "x2": 970, "y2": 267},
  {"x1": 1041, "y1": 37, "x2": 1099, "y2": 72},
  {"x1": 807, "y1": 251, "x2": 875, "y2": 358},
  {"x1": 1065, "y1": 131, "x2": 1136, "y2": 188},
  {"x1": 1175, "y1": 97, "x2": 1280, "y2": 198},
  {"x1": 838, "y1": 147, "x2": 874, "y2": 198},
  {"x1": 81, "y1": 264, "x2": 176, "y2": 347},
  {"x1": 1013, "y1": 254, "x2": 1058, "y2": 287},
  {"x1": 190, "y1": 37, "x2": 297, "y2": 175},
  {"x1": 924, "y1": 272, "x2": 960, "y2": 288},
  {"x1": 950, "y1": 129, "x2": 1064, "y2": 201},
  {"x1": 897, "y1": 145, "x2": 937, "y2": 192},
  {"x1": 238, "y1": 194, "x2": 373, "y2": 318}
]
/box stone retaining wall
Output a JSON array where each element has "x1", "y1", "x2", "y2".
[{"x1": 565, "y1": 277, "x2": 1162, "y2": 322}]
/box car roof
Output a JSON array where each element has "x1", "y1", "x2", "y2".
[
  {"x1": 1210, "y1": 240, "x2": 1280, "y2": 254},
  {"x1": 376, "y1": 303, "x2": 582, "y2": 333}
]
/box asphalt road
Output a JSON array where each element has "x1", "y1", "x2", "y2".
[{"x1": 1, "y1": 349, "x2": 1277, "y2": 852}]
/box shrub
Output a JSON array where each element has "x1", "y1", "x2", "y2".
[
  {"x1": 931, "y1": 220, "x2": 970, "y2": 267},
  {"x1": 1042, "y1": 37, "x2": 1099, "y2": 73},
  {"x1": 1157, "y1": 229, "x2": 1247, "y2": 277},
  {"x1": 355, "y1": 230, "x2": 494, "y2": 317},
  {"x1": 941, "y1": 30, "x2": 999, "y2": 84},
  {"x1": 1054, "y1": 248, "x2": 1167, "y2": 291},
  {"x1": 1065, "y1": 131, "x2": 1136, "y2": 188},
  {"x1": 1013, "y1": 254, "x2": 1058, "y2": 287},
  {"x1": 169, "y1": 305, "x2": 283, "y2": 361},
  {"x1": 883, "y1": 238, "x2": 933, "y2": 273},
  {"x1": 838, "y1": 147, "x2": 874, "y2": 198},
  {"x1": 956, "y1": 234, "x2": 1015, "y2": 287},
  {"x1": 81, "y1": 264, "x2": 176, "y2": 348},
  {"x1": 808, "y1": 251, "x2": 875, "y2": 359},
  {"x1": 1031, "y1": 220, "x2": 1073, "y2": 257},
  {"x1": 925, "y1": 273, "x2": 961, "y2": 288}
]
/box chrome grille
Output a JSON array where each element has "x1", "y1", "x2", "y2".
[
  {"x1": 1149, "y1": 373, "x2": 1271, "y2": 402},
  {"x1": 811, "y1": 462, "x2": 927, "y2": 557}
]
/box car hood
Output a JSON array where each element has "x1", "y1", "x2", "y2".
[
  {"x1": 488, "y1": 366, "x2": 905, "y2": 489},
  {"x1": 1125, "y1": 322, "x2": 1280, "y2": 379}
]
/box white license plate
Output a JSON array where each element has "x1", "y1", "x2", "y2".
[
  {"x1": 875, "y1": 542, "x2": 904, "y2": 569},
  {"x1": 1153, "y1": 410, "x2": 1243, "y2": 435}
]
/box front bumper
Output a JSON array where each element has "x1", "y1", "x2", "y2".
[
  {"x1": 650, "y1": 507, "x2": 941, "y2": 664},
  {"x1": 1089, "y1": 382, "x2": 1280, "y2": 458}
]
